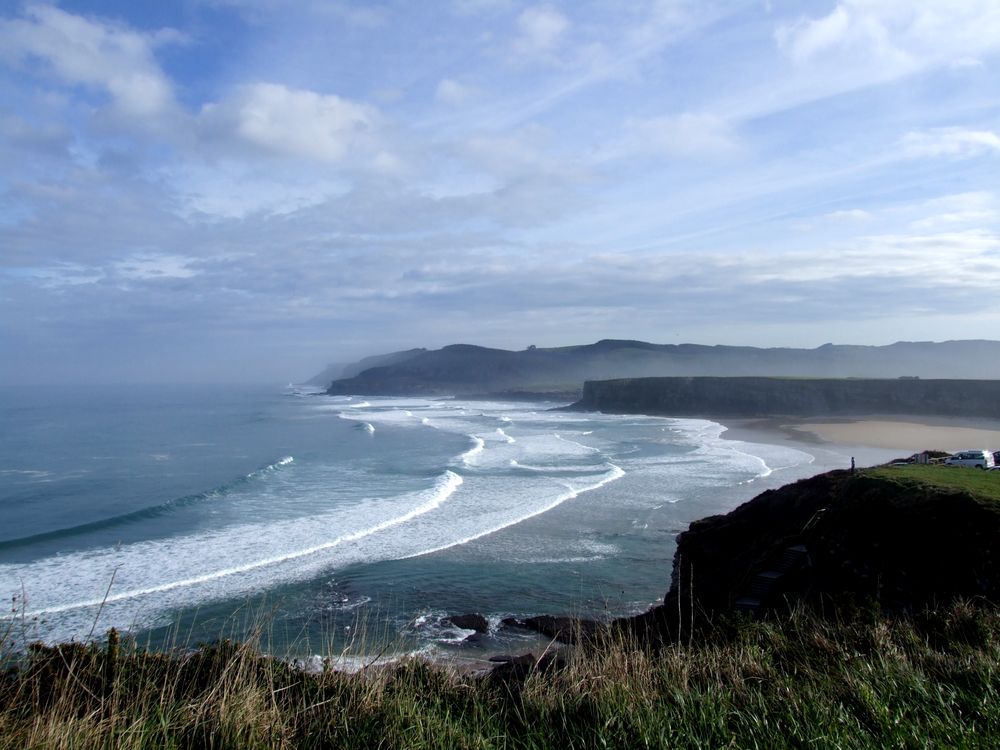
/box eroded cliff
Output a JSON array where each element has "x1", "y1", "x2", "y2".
[{"x1": 575, "y1": 376, "x2": 1000, "y2": 419}]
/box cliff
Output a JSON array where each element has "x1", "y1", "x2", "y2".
[
  {"x1": 624, "y1": 466, "x2": 1000, "y2": 643},
  {"x1": 574, "y1": 376, "x2": 1000, "y2": 419},
  {"x1": 323, "y1": 339, "x2": 1000, "y2": 396}
]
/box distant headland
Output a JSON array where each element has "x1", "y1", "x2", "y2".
[{"x1": 314, "y1": 339, "x2": 1000, "y2": 399}]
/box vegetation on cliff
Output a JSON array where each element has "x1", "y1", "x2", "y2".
[
  {"x1": 635, "y1": 465, "x2": 1000, "y2": 646},
  {"x1": 3, "y1": 601, "x2": 1000, "y2": 748}
]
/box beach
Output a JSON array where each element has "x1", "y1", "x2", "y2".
[{"x1": 721, "y1": 414, "x2": 1000, "y2": 464}]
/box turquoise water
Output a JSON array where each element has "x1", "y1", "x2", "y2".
[{"x1": 1, "y1": 384, "x2": 843, "y2": 661}]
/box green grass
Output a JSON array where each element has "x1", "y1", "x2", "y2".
[
  {"x1": 4, "y1": 602, "x2": 1000, "y2": 748},
  {"x1": 867, "y1": 464, "x2": 1000, "y2": 502}
]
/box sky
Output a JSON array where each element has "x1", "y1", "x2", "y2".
[{"x1": 1, "y1": 0, "x2": 999, "y2": 384}]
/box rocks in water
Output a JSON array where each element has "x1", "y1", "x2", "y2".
[
  {"x1": 444, "y1": 613, "x2": 489, "y2": 633},
  {"x1": 499, "y1": 615, "x2": 600, "y2": 644}
]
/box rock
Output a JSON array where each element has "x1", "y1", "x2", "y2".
[
  {"x1": 520, "y1": 615, "x2": 600, "y2": 645},
  {"x1": 444, "y1": 613, "x2": 489, "y2": 633},
  {"x1": 646, "y1": 469, "x2": 1000, "y2": 638}
]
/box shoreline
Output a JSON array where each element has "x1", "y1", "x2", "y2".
[{"x1": 717, "y1": 413, "x2": 1000, "y2": 466}]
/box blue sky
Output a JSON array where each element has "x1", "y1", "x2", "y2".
[{"x1": 2, "y1": 0, "x2": 999, "y2": 383}]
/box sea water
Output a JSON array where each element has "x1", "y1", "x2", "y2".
[{"x1": 0, "y1": 384, "x2": 864, "y2": 661}]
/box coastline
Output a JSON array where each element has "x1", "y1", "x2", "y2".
[{"x1": 718, "y1": 414, "x2": 1000, "y2": 466}]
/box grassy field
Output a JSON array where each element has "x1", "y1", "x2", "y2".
[
  {"x1": 867, "y1": 464, "x2": 1000, "y2": 502},
  {"x1": 3, "y1": 601, "x2": 1000, "y2": 749}
]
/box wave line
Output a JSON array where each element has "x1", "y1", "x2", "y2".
[
  {"x1": 16, "y1": 471, "x2": 463, "y2": 617},
  {"x1": 403, "y1": 464, "x2": 624, "y2": 559},
  {"x1": 0, "y1": 457, "x2": 295, "y2": 551}
]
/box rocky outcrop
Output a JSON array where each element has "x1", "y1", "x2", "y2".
[
  {"x1": 656, "y1": 470, "x2": 1000, "y2": 630},
  {"x1": 500, "y1": 615, "x2": 601, "y2": 645},
  {"x1": 574, "y1": 376, "x2": 1000, "y2": 419},
  {"x1": 443, "y1": 613, "x2": 489, "y2": 633}
]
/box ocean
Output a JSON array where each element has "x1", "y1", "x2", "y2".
[{"x1": 0, "y1": 384, "x2": 866, "y2": 663}]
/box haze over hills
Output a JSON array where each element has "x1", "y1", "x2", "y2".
[
  {"x1": 318, "y1": 339, "x2": 1000, "y2": 397},
  {"x1": 306, "y1": 349, "x2": 428, "y2": 386}
]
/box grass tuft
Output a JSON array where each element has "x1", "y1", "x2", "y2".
[{"x1": 5, "y1": 601, "x2": 1000, "y2": 747}]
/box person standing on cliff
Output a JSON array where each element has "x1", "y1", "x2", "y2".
[{"x1": 851, "y1": 457, "x2": 855, "y2": 474}]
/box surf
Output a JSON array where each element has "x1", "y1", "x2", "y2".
[{"x1": 5, "y1": 470, "x2": 464, "y2": 620}]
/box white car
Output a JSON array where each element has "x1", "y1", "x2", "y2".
[{"x1": 944, "y1": 450, "x2": 995, "y2": 469}]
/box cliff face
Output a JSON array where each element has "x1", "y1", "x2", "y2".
[
  {"x1": 661, "y1": 470, "x2": 1000, "y2": 626},
  {"x1": 575, "y1": 376, "x2": 1000, "y2": 419}
]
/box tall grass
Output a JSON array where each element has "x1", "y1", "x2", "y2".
[{"x1": 3, "y1": 600, "x2": 1000, "y2": 748}]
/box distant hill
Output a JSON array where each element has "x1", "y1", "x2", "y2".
[
  {"x1": 305, "y1": 363, "x2": 349, "y2": 387},
  {"x1": 306, "y1": 348, "x2": 427, "y2": 386},
  {"x1": 323, "y1": 339, "x2": 1000, "y2": 396}
]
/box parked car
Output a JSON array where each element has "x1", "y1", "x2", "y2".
[{"x1": 944, "y1": 450, "x2": 995, "y2": 469}]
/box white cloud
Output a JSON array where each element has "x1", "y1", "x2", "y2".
[
  {"x1": 435, "y1": 78, "x2": 477, "y2": 106},
  {"x1": 21, "y1": 262, "x2": 104, "y2": 289},
  {"x1": 824, "y1": 209, "x2": 872, "y2": 222},
  {"x1": 746, "y1": 229, "x2": 1000, "y2": 288},
  {"x1": 459, "y1": 126, "x2": 561, "y2": 180},
  {"x1": 899, "y1": 127, "x2": 1000, "y2": 159},
  {"x1": 0, "y1": 4, "x2": 179, "y2": 119},
  {"x1": 776, "y1": 0, "x2": 1000, "y2": 72},
  {"x1": 513, "y1": 5, "x2": 569, "y2": 58},
  {"x1": 199, "y1": 83, "x2": 380, "y2": 163},
  {"x1": 624, "y1": 113, "x2": 739, "y2": 157},
  {"x1": 910, "y1": 192, "x2": 999, "y2": 229},
  {"x1": 164, "y1": 162, "x2": 348, "y2": 218},
  {"x1": 114, "y1": 253, "x2": 199, "y2": 280},
  {"x1": 776, "y1": 4, "x2": 852, "y2": 62}
]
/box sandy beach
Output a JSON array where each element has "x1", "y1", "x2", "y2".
[{"x1": 721, "y1": 414, "x2": 1000, "y2": 464}]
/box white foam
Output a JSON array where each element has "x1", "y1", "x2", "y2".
[
  {"x1": 0, "y1": 469, "x2": 51, "y2": 478},
  {"x1": 510, "y1": 460, "x2": 607, "y2": 474},
  {"x1": 245, "y1": 456, "x2": 294, "y2": 480},
  {"x1": 553, "y1": 434, "x2": 600, "y2": 453},
  {"x1": 459, "y1": 436, "x2": 485, "y2": 465},
  {"x1": 2, "y1": 471, "x2": 464, "y2": 631},
  {"x1": 495, "y1": 428, "x2": 516, "y2": 444},
  {"x1": 404, "y1": 463, "x2": 626, "y2": 559}
]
